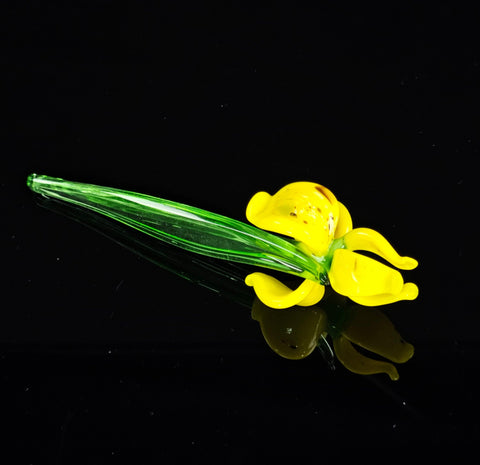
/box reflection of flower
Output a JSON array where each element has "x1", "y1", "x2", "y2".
[
  {"x1": 245, "y1": 182, "x2": 418, "y2": 309},
  {"x1": 251, "y1": 297, "x2": 328, "y2": 360},
  {"x1": 252, "y1": 291, "x2": 414, "y2": 380},
  {"x1": 330, "y1": 304, "x2": 414, "y2": 381}
]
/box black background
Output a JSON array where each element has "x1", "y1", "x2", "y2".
[{"x1": 3, "y1": 3, "x2": 477, "y2": 463}]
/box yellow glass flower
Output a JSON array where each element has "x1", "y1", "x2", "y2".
[{"x1": 245, "y1": 182, "x2": 418, "y2": 308}]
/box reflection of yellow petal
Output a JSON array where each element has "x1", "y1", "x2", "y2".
[
  {"x1": 245, "y1": 272, "x2": 325, "y2": 309},
  {"x1": 333, "y1": 336, "x2": 400, "y2": 381},
  {"x1": 341, "y1": 307, "x2": 414, "y2": 364},
  {"x1": 251, "y1": 299, "x2": 327, "y2": 360}
]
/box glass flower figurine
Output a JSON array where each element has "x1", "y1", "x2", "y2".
[
  {"x1": 244, "y1": 182, "x2": 418, "y2": 308},
  {"x1": 29, "y1": 176, "x2": 416, "y2": 379},
  {"x1": 27, "y1": 175, "x2": 418, "y2": 309}
]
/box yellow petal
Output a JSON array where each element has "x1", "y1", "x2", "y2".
[
  {"x1": 245, "y1": 182, "x2": 340, "y2": 255},
  {"x1": 348, "y1": 283, "x2": 419, "y2": 306},
  {"x1": 245, "y1": 191, "x2": 272, "y2": 222},
  {"x1": 343, "y1": 228, "x2": 418, "y2": 270},
  {"x1": 329, "y1": 249, "x2": 405, "y2": 297},
  {"x1": 245, "y1": 272, "x2": 325, "y2": 309},
  {"x1": 335, "y1": 201, "x2": 353, "y2": 238}
]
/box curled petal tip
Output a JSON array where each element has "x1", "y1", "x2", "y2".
[
  {"x1": 245, "y1": 272, "x2": 325, "y2": 309},
  {"x1": 402, "y1": 283, "x2": 419, "y2": 301},
  {"x1": 401, "y1": 257, "x2": 418, "y2": 270},
  {"x1": 333, "y1": 336, "x2": 401, "y2": 380},
  {"x1": 245, "y1": 191, "x2": 272, "y2": 224},
  {"x1": 387, "y1": 368, "x2": 400, "y2": 381}
]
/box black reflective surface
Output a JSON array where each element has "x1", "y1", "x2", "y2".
[{"x1": 4, "y1": 4, "x2": 477, "y2": 463}]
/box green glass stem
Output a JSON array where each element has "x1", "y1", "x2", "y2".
[{"x1": 27, "y1": 174, "x2": 329, "y2": 283}]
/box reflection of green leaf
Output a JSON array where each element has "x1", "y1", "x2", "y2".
[
  {"x1": 35, "y1": 195, "x2": 255, "y2": 307},
  {"x1": 316, "y1": 335, "x2": 335, "y2": 370},
  {"x1": 324, "y1": 294, "x2": 352, "y2": 339}
]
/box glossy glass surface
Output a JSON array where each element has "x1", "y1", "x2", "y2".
[{"x1": 27, "y1": 174, "x2": 327, "y2": 283}]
